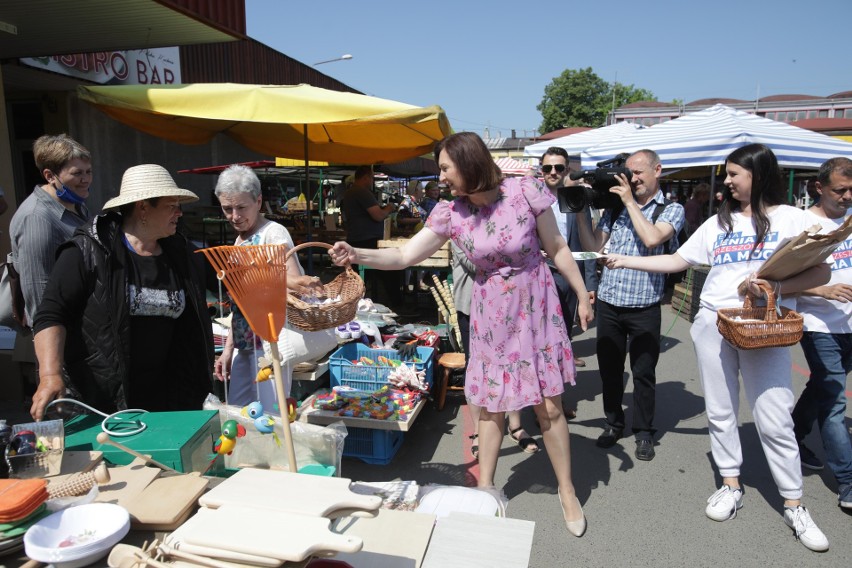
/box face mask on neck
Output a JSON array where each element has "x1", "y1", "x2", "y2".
[{"x1": 50, "y1": 172, "x2": 87, "y2": 205}]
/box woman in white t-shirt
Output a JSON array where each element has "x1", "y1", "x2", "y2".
[
  {"x1": 212, "y1": 165, "x2": 323, "y2": 408},
  {"x1": 605, "y1": 144, "x2": 832, "y2": 552}
]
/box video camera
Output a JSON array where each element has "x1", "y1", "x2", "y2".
[{"x1": 557, "y1": 153, "x2": 632, "y2": 213}]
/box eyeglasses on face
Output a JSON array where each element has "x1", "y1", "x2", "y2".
[{"x1": 541, "y1": 164, "x2": 566, "y2": 174}]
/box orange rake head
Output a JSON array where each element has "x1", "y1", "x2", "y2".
[{"x1": 199, "y1": 244, "x2": 288, "y2": 342}]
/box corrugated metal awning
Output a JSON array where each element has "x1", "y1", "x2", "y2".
[{"x1": 0, "y1": 0, "x2": 243, "y2": 59}]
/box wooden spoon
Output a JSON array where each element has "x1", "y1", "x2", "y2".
[
  {"x1": 157, "y1": 541, "x2": 237, "y2": 568},
  {"x1": 108, "y1": 543, "x2": 172, "y2": 568}
]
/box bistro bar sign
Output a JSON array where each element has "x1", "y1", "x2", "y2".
[{"x1": 20, "y1": 47, "x2": 181, "y2": 85}]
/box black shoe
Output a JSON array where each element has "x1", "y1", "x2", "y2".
[
  {"x1": 798, "y1": 443, "x2": 824, "y2": 471},
  {"x1": 635, "y1": 439, "x2": 655, "y2": 461},
  {"x1": 596, "y1": 427, "x2": 623, "y2": 448}
]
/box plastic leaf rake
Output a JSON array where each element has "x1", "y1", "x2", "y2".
[{"x1": 199, "y1": 244, "x2": 297, "y2": 472}]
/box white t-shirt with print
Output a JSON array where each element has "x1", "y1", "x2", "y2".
[
  {"x1": 241, "y1": 220, "x2": 304, "y2": 276},
  {"x1": 677, "y1": 205, "x2": 812, "y2": 312},
  {"x1": 796, "y1": 209, "x2": 852, "y2": 334}
]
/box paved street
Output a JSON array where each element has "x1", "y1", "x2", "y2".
[
  {"x1": 343, "y1": 301, "x2": 852, "y2": 568},
  {"x1": 1, "y1": 298, "x2": 849, "y2": 567}
]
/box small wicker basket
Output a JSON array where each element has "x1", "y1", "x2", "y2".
[
  {"x1": 286, "y1": 242, "x2": 365, "y2": 332},
  {"x1": 716, "y1": 282, "x2": 803, "y2": 350}
]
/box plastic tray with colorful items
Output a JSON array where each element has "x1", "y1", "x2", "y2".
[{"x1": 313, "y1": 365, "x2": 429, "y2": 422}]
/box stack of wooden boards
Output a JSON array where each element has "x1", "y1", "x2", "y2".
[{"x1": 165, "y1": 468, "x2": 384, "y2": 565}]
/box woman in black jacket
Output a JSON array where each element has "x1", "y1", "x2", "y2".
[{"x1": 30, "y1": 164, "x2": 214, "y2": 420}]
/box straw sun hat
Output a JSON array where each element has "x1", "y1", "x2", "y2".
[{"x1": 102, "y1": 164, "x2": 199, "y2": 210}]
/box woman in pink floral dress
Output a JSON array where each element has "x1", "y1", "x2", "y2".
[{"x1": 330, "y1": 132, "x2": 592, "y2": 537}]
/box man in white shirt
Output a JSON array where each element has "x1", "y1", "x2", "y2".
[
  {"x1": 539, "y1": 147, "x2": 598, "y2": 366},
  {"x1": 792, "y1": 157, "x2": 852, "y2": 510}
]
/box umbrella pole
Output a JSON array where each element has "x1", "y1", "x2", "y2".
[
  {"x1": 788, "y1": 168, "x2": 795, "y2": 205},
  {"x1": 304, "y1": 124, "x2": 313, "y2": 273},
  {"x1": 708, "y1": 167, "x2": 716, "y2": 219},
  {"x1": 268, "y1": 314, "x2": 298, "y2": 473}
]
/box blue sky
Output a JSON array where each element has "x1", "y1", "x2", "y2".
[{"x1": 246, "y1": 0, "x2": 851, "y2": 138}]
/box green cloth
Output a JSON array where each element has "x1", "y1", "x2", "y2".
[{"x1": 0, "y1": 504, "x2": 48, "y2": 537}]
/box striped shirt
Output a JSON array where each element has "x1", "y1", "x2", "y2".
[
  {"x1": 9, "y1": 186, "x2": 90, "y2": 324},
  {"x1": 597, "y1": 191, "x2": 685, "y2": 308}
]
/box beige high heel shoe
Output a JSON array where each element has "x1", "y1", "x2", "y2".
[{"x1": 558, "y1": 489, "x2": 587, "y2": 537}]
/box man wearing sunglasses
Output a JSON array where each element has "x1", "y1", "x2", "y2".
[
  {"x1": 791, "y1": 157, "x2": 852, "y2": 511},
  {"x1": 540, "y1": 147, "x2": 598, "y2": 370}
]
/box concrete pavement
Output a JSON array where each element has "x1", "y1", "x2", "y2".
[{"x1": 343, "y1": 302, "x2": 852, "y2": 568}]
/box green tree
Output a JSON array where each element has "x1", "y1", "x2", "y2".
[{"x1": 537, "y1": 67, "x2": 657, "y2": 133}]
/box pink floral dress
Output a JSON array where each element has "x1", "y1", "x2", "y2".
[{"x1": 426, "y1": 176, "x2": 577, "y2": 412}]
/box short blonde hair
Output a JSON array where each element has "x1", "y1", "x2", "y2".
[{"x1": 33, "y1": 134, "x2": 91, "y2": 175}]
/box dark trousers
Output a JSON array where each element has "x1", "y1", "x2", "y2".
[
  {"x1": 348, "y1": 238, "x2": 403, "y2": 307},
  {"x1": 596, "y1": 300, "x2": 661, "y2": 438}
]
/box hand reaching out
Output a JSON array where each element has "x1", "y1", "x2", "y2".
[
  {"x1": 289, "y1": 274, "x2": 325, "y2": 296},
  {"x1": 604, "y1": 253, "x2": 629, "y2": 269},
  {"x1": 330, "y1": 242, "x2": 356, "y2": 266}
]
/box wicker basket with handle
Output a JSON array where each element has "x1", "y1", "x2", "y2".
[
  {"x1": 286, "y1": 242, "x2": 365, "y2": 332},
  {"x1": 716, "y1": 282, "x2": 803, "y2": 350}
]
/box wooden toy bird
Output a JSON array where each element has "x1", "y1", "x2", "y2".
[
  {"x1": 255, "y1": 356, "x2": 273, "y2": 383},
  {"x1": 242, "y1": 401, "x2": 281, "y2": 447},
  {"x1": 213, "y1": 419, "x2": 246, "y2": 456}
]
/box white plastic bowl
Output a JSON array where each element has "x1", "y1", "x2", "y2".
[
  {"x1": 24, "y1": 503, "x2": 130, "y2": 567},
  {"x1": 415, "y1": 486, "x2": 502, "y2": 518}
]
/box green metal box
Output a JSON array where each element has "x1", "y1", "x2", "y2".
[{"x1": 64, "y1": 410, "x2": 222, "y2": 474}]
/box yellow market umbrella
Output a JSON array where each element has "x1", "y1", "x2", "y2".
[{"x1": 77, "y1": 83, "x2": 452, "y2": 164}]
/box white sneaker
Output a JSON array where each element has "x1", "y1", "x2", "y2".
[
  {"x1": 783, "y1": 506, "x2": 829, "y2": 552},
  {"x1": 705, "y1": 485, "x2": 743, "y2": 521}
]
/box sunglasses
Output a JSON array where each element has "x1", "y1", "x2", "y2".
[{"x1": 541, "y1": 164, "x2": 566, "y2": 174}]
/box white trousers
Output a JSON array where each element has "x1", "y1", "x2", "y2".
[{"x1": 690, "y1": 308, "x2": 803, "y2": 500}]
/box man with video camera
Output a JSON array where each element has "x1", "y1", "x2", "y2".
[{"x1": 575, "y1": 149, "x2": 685, "y2": 461}]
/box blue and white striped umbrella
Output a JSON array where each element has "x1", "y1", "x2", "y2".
[
  {"x1": 581, "y1": 104, "x2": 852, "y2": 170},
  {"x1": 524, "y1": 122, "x2": 645, "y2": 158}
]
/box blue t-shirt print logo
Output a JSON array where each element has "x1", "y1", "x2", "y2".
[
  {"x1": 830, "y1": 238, "x2": 852, "y2": 272},
  {"x1": 712, "y1": 231, "x2": 780, "y2": 265}
]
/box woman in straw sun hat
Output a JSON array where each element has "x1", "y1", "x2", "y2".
[{"x1": 30, "y1": 164, "x2": 216, "y2": 420}]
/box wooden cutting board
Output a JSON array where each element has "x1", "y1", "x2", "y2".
[
  {"x1": 166, "y1": 509, "x2": 282, "y2": 568},
  {"x1": 94, "y1": 460, "x2": 160, "y2": 507},
  {"x1": 179, "y1": 504, "x2": 363, "y2": 562},
  {"x1": 198, "y1": 468, "x2": 382, "y2": 518},
  {"x1": 124, "y1": 472, "x2": 209, "y2": 530}
]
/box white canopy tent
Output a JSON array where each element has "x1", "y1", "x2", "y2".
[
  {"x1": 524, "y1": 122, "x2": 645, "y2": 159},
  {"x1": 580, "y1": 104, "x2": 852, "y2": 170}
]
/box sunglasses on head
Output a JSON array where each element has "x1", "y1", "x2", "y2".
[{"x1": 541, "y1": 164, "x2": 566, "y2": 174}]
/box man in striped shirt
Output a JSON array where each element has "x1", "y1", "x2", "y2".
[{"x1": 9, "y1": 134, "x2": 91, "y2": 385}]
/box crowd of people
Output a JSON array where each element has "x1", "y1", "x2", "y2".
[
  {"x1": 330, "y1": 135, "x2": 850, "y2": 552},
  {"x1": 7, "y1": 130, "x2": 849, "y2": 553}
]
